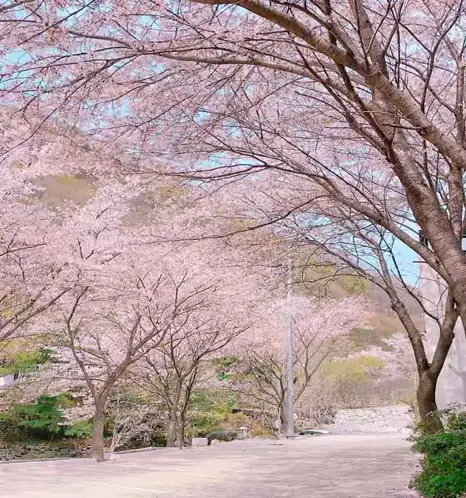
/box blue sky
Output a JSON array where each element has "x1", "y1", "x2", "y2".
[{"x1": 391, "y1": 241, "x2": 420, "y2": 285}]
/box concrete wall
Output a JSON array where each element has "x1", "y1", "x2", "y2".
[
  {"x1": 327, "y1": 405, "x2": 414, "y2": 434},
  {"x1": 420, "y1": 264, "x2": 466, "y2": 408}
]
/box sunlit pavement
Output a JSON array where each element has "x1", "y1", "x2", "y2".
[{"x1": 0, "y1": 434, "x2": 419, "y2": 497}]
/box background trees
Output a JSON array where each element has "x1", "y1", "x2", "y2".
[
  {"x1": 54, "y1": 271, "x2": 212, "y2": 461},
  {"x1": 135, "y1": 316, "x2": 245, "y2": 447},
  {"x1": 0, "y1": 114, "x2": 127, "y2": 348},
  {"x1": 288, "y1": 215, "x2": 458, "y2": 422},
  {"x1": 1, "y1": 0, "x2": 465, "y2": 419},
  {"x1": 2, "y1": 1, "x2": 464, "y2": 465},
  {"x1": 229, "y1": 296, "x2": 365, "y2": 433}
]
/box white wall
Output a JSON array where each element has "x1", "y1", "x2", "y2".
[
  {"x1": 328, "y1": 405, "x2": 414, "y2": 433},
  {"x1": 0, "y1": 374, "x2": 15, "y2": 388},
  {"x1": 420, "y1": 264, "x2": 466, "y2": 408}
]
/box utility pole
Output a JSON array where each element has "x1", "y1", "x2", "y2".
[{"x1": 284, "y1": 256, "x2": 295, "y2": 438}]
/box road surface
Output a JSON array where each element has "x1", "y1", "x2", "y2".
[{"x1": 0, "y1": 434, "x2": 420, "y2": 497}]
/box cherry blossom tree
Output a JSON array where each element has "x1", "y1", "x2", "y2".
[
  {"x1": 133, "y1": 315, "x2": 246, "y2": 448},
  {"x1": 1, "y1": 0, "x2": 466, "y2": 328},
  {"x1": 34, "y1": 176, "x2": 223, "y2": 461},
  {"x1": 284, "y1": 211, "x2": 458, "y2": 424},
  {"x1": 0, "y1": 110, "x2": 135, "y2": 348},
  {"x1": 365, "y1": 332, "x2": 418, "y2": 407},
  {"x1": 0, "y1": 219, "x2": 71, "y2": 346},
  {"x1": 29, "y1": 168, "x2": 269, "y2": 460},
  {"x1": 2, "y1": 2, "x2": 466, "y2": 429},
  {"x1": 54, "y1": 271, "x2": 212, "y2": 462},
  {"x1": 230, "y1": 296, "x2": 365, "y2": 433},
  {"x1": 365, "y1": 332, "x2": 418, "y2": 387},
  {"x1": 318, "y1": 331, "x2": 418, "y2": 411},
  {"x1": 0, "y1": 198, "x2": 72, "y2": 350}
]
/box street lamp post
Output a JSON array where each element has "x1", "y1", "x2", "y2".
[{"x1": 284, "y1": 257, "x2": 295, "y2": 438}]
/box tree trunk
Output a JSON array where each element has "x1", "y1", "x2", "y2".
[
  {"x1": 91, "y1": 402, "x2": 107, "y2": 462},
  {"x1": 417, "y1": 370, "x2": 443, "y2": 432},
  {"x1": 166, "y1": 383, "x2": 182, "y2": 447},
  {"x1": 279, "y1": 405, "x2": 286, "y2": 435},
  {"x1": 177, "y1": 414, "x2": 185, "y2": 449},
  {"x1": 166, "y1": 406, "x2": 177, "y2": 447}
]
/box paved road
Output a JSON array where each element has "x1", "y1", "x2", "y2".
[{"x1": 0, "y1": 434, "x2": 420, "y2": 497}]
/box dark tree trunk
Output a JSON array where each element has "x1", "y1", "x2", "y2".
[
  {"x1": 166, "y1": 406, "x2": 177, "y2": 447},
  {"x1": 166, "y1": 383, "x2": 182, "y2": 447},
  {"x1": 279, "y1": 405, "x2": 286, "y2": 435},
  {"x1": 177, "y1": 414, "x2": 186, "y2": 449},
  {"x1": 417, "y1": 370, "x2": 443, "y2": 432},
  {"x1": 390, "y1": 294, "x2": 455, "y2": 433},
  {"x1": 91, "y1": 401, "x2": 107, "y2": 462}
]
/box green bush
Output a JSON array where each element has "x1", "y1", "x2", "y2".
[
  {"x1": 64, "y1": 420, "x2": 93, "y2": 439},
  {"x1": 0, "y1": 348, "x2": 56, "y2": 376},
  {"x1": 187, "y1": 411, "x2": 223, "y2": 437},
  {"x1": 187, "y1": 389, "x2": 236, "y2": 437},
  {"x1": 410, "y1": 410, "x2": 466, "y2": 498},
  {"x1": 212, "y1": 356, "x2": 239, "y2": 380},
  {"x1": 0, "y1": 393, "x2": 93, "y2": 443},
  {"x1": 0, "y1": 395, "x2": 68, "y2": 441}
]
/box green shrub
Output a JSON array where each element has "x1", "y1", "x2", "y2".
[
  {"x1": 212, "y1": 356, "x2": 239, "y2": 380},
  {"x1": 187, "y1": 389, "x2": 236, "y2": 437},
  {"x1": 0, "y1": 393, "x2": 88, "y2": 443},
  {"x1": 0, "y1": 395, "x2": 68, "y2": 441},
  {"x1": 64, "y1": 420, "x2": 93, "y2": 439},
  {"x1": 0, "y1": 348, "x2": 56, "y2": 376},
  {"x1": 0, "y1": 413, "x2": 27, "y2": 442},
  {"x1": 187, "y1": 412, "x2": 223, "y2": 437},
  {"x1": 410, "y1": 410, "x2": 466, "y2": 498}
]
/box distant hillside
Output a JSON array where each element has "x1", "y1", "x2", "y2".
[{"x1": 296, "y1": 263, "x2": 424, "y2": 352}]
